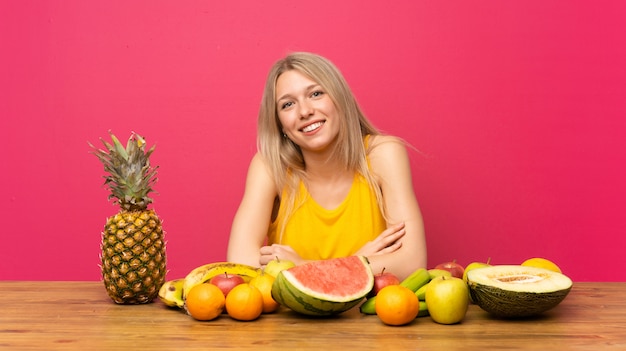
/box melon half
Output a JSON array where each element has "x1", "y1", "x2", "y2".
[
  {"x1": 271, "y1": 256, "x2": 374, "y2": 316},
  {"x1": 467, "y1": 265, "x2": 573, "y2": 318}
]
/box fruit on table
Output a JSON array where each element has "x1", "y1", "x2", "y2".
[
  {"x1": 185, "y1": 283, "x2": 225, "y2": 321},
  {"x1": 434, "y1": 260, "x2": 465, "y2": 279},
  {"x1": 417, "y1": 300, "x2": 429, "y2": 317},
  {"x1": 210, "y1": 273, "x2": 245, "y2": 297},
  {"x1": 158, "y1": 279, "x2": 185, "y2": 308},
  {"x1": 427, "y1": 268, "x2": 452, "y2": 280},
  {"x1": 415, "y1": 283, "x2": 428, "y2": 301},
  {"x1": 463, "y1": 258, "x2": 492, "y2": 303},
  {"x1": 399, "y1": 268, "x2": 431, "y2": 292},
  {"x1": 368, "y1": 268, "x2": 400, "y2": 297},
  {"x1": 271, "y1": 256, "x2": 374, "y2": 316},
  {"x1": 91, "y1": 132, "x2": 166, "y2": 304},
  {"x1": 360, "y1": 268, "x2": 430, "y2": 315},
  {"x1": 182, "y1": 262, "x2": 261, "y2": 300},
  {"x1": 249, "y1": 272, "x2": 280, "y2": 313},
  {"x1": 375, "y1": 285, "x2": 419, "y2": 326},
  {"x1": 225, "y1": 284, "x2": 264, "y2": 321},
  {"x1": 521, "y1": 257, "x2": 562, "y2": 274},
  {"x1": 467, "y1": 265, "x2": 573, "y2": 318},
  {"x1": 358, "y1": 295, "x2": 377, "y2": 315},
  {"x1": 463, "y1": 258, "x2": 492, "y2": 282},
  {"x1": 265, "y1": 257, "x2": 296, "y2": 278},
  {"x1": 425, "y1": 276, "x2": 469, "y2": 324}
]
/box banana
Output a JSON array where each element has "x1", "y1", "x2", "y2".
[
  {"x1": 399, "y1": 268, "x2": 431, "y2": 292},
  {"x1": 359, "y1": 296, "x2": 377, "y2": 315},
  {"x1": 158, "y1": 279, "x2": 185, "y2": 308},
  {"x1": 417, "y1": 300, "x2": 429, "y2": 317},
  {"x1": 182, "y1": 262, "x2": 261, "y2": 300},
  {"x1": 415, "y1": 283, "x2": 428, "y2": 301}
]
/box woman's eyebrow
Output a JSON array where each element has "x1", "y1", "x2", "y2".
[{"x1": 276, "y1": 84, "x2": 320, "y2": 102}]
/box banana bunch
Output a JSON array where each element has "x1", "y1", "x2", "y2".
[
  {"x1": 359, "y1": 267, "x2": 431, "y2": 316},
  {"x1": 415, "y1": 283, "x2": 430, "y2": 317},
  {"x1": 158, "y1": 262, "x2": 261, "y2": 308},
  {"x1": 158, "y1": 279, "x2": 185, "y2": 308}
]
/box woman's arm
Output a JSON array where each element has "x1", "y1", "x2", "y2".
[
  {"x1": 364, "y1": 135, "x2": 427, "y2": 280},
  {"x1": 226, "y1": 152, "x2": 279, "y2": 267}
]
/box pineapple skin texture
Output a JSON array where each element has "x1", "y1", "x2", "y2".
[{"x1": 101, "y1": 209, "x2": 166, "y2": 304}]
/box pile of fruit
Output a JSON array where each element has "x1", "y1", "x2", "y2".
[
  {"x1": 158, "y1": 256, "x2": 572, "y2": 325},
  {"x1": 159, "y1": 258, "x2": 295, "y2": 321},
  {"x1": 359, "y1": 256, "x2": 572, "y2": 325},
  {"x1": 360, "y1": 264, "x2": 467, "y2": 325}
]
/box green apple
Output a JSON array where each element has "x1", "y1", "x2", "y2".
[
  {"x1": 425, "y1": 276, "x2": 469, "y2": 324},
  {"x1": 462, "y1": 258, "x2": 492, "y2": 283},
  {"x1": 264, "y1": 257, "x2": 296, "y2": 278},
  {"x1": 462, "y1": 259, "x2": 491, "y2": 303},
  {"x1": 427, "y1": 268, "x2": 452, "y2": 280}
]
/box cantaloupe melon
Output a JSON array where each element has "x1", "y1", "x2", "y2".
[
  {"x1": 271, "y1": 256, "x2": 374, "y2": 316},
  {"x1": 467, "y1": 265, "x2": 572, "y2": 318}
]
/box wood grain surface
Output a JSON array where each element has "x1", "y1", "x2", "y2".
[{"x1": 1, "y1": 281, "x2": 625, "y2": 350}]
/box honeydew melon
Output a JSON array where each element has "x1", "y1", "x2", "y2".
[
  {"x1": 467, "y1": 265, "x2": 572, "y2": 318},
  {"x1": 271, "y1": 256, "x2": 374, "y2": 316}
]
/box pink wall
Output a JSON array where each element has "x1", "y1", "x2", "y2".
[{"x1": 1, "y1": 1, "x2": 625, "y2": 282}]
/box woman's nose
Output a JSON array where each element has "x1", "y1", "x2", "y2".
[{"x1": 299, "y1": 101, "x2": 314, "y2": 118}]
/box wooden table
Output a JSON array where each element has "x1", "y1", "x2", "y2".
[{"x1": 1, "y1": 281, "x2": 625, "y2": 350}]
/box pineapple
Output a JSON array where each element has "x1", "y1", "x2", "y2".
[{"x1": 91, "y1": 131, "x2": 166, "y2": 304}]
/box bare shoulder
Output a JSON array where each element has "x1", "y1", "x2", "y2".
[
  {"x1": 367, "y1": 134, "x2": 413, "y2": 183},
  {"x1": 368, "y1": 135, "x2": 410, "y2": 163},
  {"x1": 248, "y1": 152, "x2": 272, "y2": 176},
  {"x1": 246, "y1": 152, "x2": 279, "y2": 195},
  {"x1": 250, "y1": 151, "x2": 268, "y2": 165}
]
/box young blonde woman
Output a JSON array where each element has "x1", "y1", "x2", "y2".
[{"x1": 227, "y1": 52, "x2": 426, "y2": 280}]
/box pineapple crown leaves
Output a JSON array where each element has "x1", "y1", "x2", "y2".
[{"x1": 90, "y1": 131, "x2": 159, "y2": 211}]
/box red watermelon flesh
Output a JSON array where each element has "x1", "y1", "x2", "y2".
[
  {"x1": 271, "y1": 256, "x2": 374, "y2": 316},
  {"x1": 286, "y1": 256, "x2": 372, "y2": 298}
]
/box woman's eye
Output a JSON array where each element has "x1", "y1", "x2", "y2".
[
  {"x1": 280, "y1": 101, "x2": 293, "y2": 110},
  {"x1": 311, "y1": 91, "x2": 324, "y2": 98}
]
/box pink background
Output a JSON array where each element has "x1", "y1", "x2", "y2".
[{"x1": 1, "y1": 1, "x2": 625, "y2": 282}]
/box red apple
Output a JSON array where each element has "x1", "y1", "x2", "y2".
[
  {"x1": 209, "y1": 272, "x2": 245, "y2": 297},
  {"x1": 434, "y1": 260, "x2": 465, "y2": 279},
  {"x1": 368, "y1": 268, "x2": 401, "y2": 297}
]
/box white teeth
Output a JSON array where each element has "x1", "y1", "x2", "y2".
[{"x1": 302, "y1": 121, "x2": 323, "y2": 133}]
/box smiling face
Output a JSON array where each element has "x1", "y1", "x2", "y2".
[{"x1": 275, "y1": 70, "x2": 341, "y2": 154}]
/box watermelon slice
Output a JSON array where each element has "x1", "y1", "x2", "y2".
[{"x1": 271, "y1": 256, "x2": 374, "y2": 316}]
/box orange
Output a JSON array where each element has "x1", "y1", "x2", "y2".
[
  {"x1": 249, "y1": 272, "x2": 280, "y2": 313},
  {"x1": 185, "y1": 283, "x2": 225, "y2": 321},
  {"x1": 225, "y1": 283, "x2": 264, "y2": 321},
  {"x1": 375, "y1": 285, "x2": 419, "y2": 326}
]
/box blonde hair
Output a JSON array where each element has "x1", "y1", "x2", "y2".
[{"x1": 257, "y1": 52, "x2": 385, "y2": 239}]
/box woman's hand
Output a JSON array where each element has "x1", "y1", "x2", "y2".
[
  {"x1": 259, "y1": 244, "x2": 306, "y2": 266},
  {"x1": 354, "y1": 222, "x2": 406, "y2": 257}
]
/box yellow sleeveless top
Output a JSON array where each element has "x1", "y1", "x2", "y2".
[{"x1": 267, "y1": 159, "x2": 386, "y2": 260}]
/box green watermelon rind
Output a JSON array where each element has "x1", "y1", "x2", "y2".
[
  {"x1": 271, "y1": 256, "x2": 374, "y2": 316},
  {"x1": 273, "y1": 274, "x2": 365, "y2": 316},
  {"x1": 281, "y1": 270, "x2": 368, "y2": 303}
]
